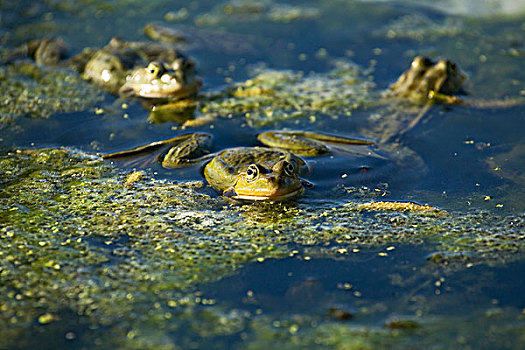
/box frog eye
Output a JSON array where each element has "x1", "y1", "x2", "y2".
[
  {"x1": 146, "y1": 62, "x2": 165, "y2": 78},
  {"x1": 283, "y1": 161, "x2": 295, "y2": 176},
  {"x1": 246, "y1": 164, "x2": 259, "y2": 182}
]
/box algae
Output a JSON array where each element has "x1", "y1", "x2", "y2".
[
  {"x1": 0, "y1": 1, "x2": 524, "y2": 348},
  {"x1": 0, "y1": 61, "x2": 104, "y2": 120},
  {"x1": 199, "y1": 59, "x2": 376, "y2": 127},
  {"x1": 195, "y1": 1, "x2": 320, "y2": 26},
  {"x1": 377, "y1": 13, "x2": 464, "y2": 41},
  {"x1": 0, "y1": 148, "x2": 523, "y2": 348},
  {"x1": 241, "y1": 307, "x2": 524, "y2": 350}
]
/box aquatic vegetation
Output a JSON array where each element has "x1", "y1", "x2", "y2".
[
  {"x1": 200, "y1": 59, "x2": 375, "y2": 126},
  {"x1": 267, "y1": 4, "x2": 320, "y2": 23},
  {"x1": 0, "y1": 62, "x2": 104, "y2": 120},
  {"x1": 0, "y1": 148, "x2": 523, "y2": 348},
  {"x1": 357, "y1": 200, "x2": 445, "y2": 213},
  {"x1": 242, "y1": 306, "x2": 525, "y2": 350},
  {"x1": 1, "y1": 1, "x2": 524, "y2": 349},
  {"x1": 195, "y1": 1, "x2": 320, "y2": 26},
  {"x1": 377, "y1": 13, "x2": 464, "y2": 41}
]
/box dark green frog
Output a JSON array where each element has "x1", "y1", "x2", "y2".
[
  {"x1": 2, "y1": 37, "x2": 201, "y2": 97},
  {"x1": 103, "y1": 130, "x2": 374, "y2": 201}
]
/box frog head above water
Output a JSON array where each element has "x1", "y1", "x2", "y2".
[
  {"x1": 103, "y1": 131, "x2": 373, "y2": 202},
  {"x1": 220, "y1": 152, "x2": 307, "y2": 201},
  {"x1": 119, "y1": 58, "x2": 202, "y2": 99},
  {"x1": 389, "y1": 56, "x2": 466, "y2": 103}
]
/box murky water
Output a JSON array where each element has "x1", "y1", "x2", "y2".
[{"x1": 1, "y1": 1, "x2": 524, "y2": 349}]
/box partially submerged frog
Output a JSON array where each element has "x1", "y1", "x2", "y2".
[
  {"x1": 372, "y1": 55, "x2": 523, "y2": 143},
  {"x1": 103, "y1": 131, "x2": 374, "y2": 201},
  {"x1": 77, "y1": 38, "x2": 201, "y2": 97},
  {"x1": 2, "y1": 37, "x2": 201, "y2": 98},
  {"x1": 119, "y1": 60, "x2": 201, "y2": 99},
  {"x1": 363, "y1": 56, "x2": 466, "y2": 143},
  {"x1": 386, "y1": 56, "x2": 465, "y2": 103}
]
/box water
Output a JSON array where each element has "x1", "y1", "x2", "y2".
[{"x1": 1, "y1": 1, "x2": 524, "y2": 349}]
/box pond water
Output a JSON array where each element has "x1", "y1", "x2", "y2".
[{"x1": 1, "y1": 1, "x2": 524, "y2": 349}]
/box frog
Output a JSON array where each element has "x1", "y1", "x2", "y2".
[
  {"x1": 360, "y1": 56, "x2": 465, "y2": 143},
  {"x1": 2, "y1": 36, "x2": 201, "y2": 97},
  {"x1": 74, "y1": 37, "x2": 201, "y2": 97},
  {"x1": 119, "y1": 60, "x2": 201, "y2": 100},
  {"x1": 1, "y1": 37, "x2": 68, "y2": 66},
  {"x1": 102, "y1": 130, "x2": 375, "y2": 201},
  {"x1": 69, "y1": 38, "x2": 202, "y2": 119},
  {"x1": 386, "y1": 55, "x2": 465, "y2": 103},
  {"x1": 371, "y1": 55, "x2": 523, "y2": 143}
]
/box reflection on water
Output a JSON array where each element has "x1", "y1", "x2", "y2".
[{"x1": 1, "y1": 0, "x2": 524, "y2": 349}]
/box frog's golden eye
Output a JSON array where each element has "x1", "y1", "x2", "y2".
[
  {"x1": 283, "y1": 161, "x2": 295, "y2": 177},
  {"x1": 246, "y1": 164, "x2": 259, "y2": 182},
  {"x1": 146, "y1": 62, "x2": 165, "y2": 78}
]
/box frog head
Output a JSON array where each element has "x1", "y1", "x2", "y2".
[
  {"x1": 223, "y1": 158, "x2": 307, "y2": 201},
  {"x1": 119, "y1": 59, "x2": 201, "y2": 99}
]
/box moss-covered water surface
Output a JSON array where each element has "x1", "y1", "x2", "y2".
[
  {"x1": 1, "y1": 0, "x2": 524, "y2": 349},
  {"x1": 1, "y1": 148, "x2": 523, "y2": 349}
]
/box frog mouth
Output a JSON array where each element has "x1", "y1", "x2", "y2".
[{"x1": 223, "y1": 186, "x2": 304, "y2": 201}]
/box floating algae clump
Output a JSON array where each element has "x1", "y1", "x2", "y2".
[
  {"x1": 200, "y1": 59, "x2": 375, "y2": 126},
  {"x1": 242, "y1": 305, "x2": 524, "y2": 350},
  {"x1": 0, "y1": 148, "x2": 523, "y2": 348},
  {"x1": 0, "y1": 147, "x2": 289, "y2": 348},
  {"x1": 0, "y1": 61, "x2": 104, "y2": 120},
  {"x1": 196, "y1": 1, "x2": 320, "y2": 26}
]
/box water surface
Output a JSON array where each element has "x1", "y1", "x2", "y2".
[{"x1": 1, "y1": 1, "x2": 524, "y2": 349}]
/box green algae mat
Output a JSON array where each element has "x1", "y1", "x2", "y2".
[{"x1": 1, "y1": 147, "x2": 523, "y2": 349}]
